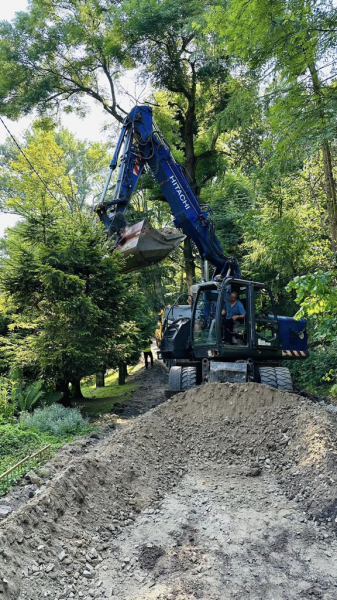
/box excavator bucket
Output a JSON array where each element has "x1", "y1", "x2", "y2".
[{"x1": 116, "y1": 220, "x2": 185, "y2": 273}]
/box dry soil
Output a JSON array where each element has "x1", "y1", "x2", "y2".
[{"x1": 1, "y1": 368, "x2": 337, "y2": 600}]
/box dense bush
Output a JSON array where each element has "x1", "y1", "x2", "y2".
[
  {"x1": 20, "y1": 404, "x2": 89, "y2": 436},
  {"x1": 288, "y1": 342, "x2": 337, "y2": 394}
]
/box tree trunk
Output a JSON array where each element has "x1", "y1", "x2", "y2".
[
  {"x1": 183, "y1": 91, "x2": 198, "y2": 293},
  {"x1": 154, "y1": 265, "x2": 165, "y2": 305},
  {"x1": 71, "y1": 379, "x2": 83, "y2": 399},
  {"x1": 183, "y1": 237, "x2": 195, "y2": 296},
  {"x1": 96, "y1": 371, "x2": 105, "y2": 388},
  {"x1": 179, "y1": 267, "x2": 184, "y2": 294},
  {"x1": 308, "y1": 61, "x2": 337, "y2": 251},
  {"x1": 322, "y1": 142, "x2": 337, "y2": 252},
  {"x1": 57, "y1": 381, "x2": 71, "y2": 407},
  {"x1": 118, "y1": 363, "x2": 127, "y2": 386},
  {"x1": 185, "y1": 106, "x2": 197, "y2": 189}
]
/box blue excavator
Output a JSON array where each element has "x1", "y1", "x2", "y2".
[{"x1": 97, "y1": 105, "x2": 308, "y2": 393}]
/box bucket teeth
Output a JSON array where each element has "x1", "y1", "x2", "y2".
[{"x1": 116, "y1": 220, "x2": 185, "y2": 272}]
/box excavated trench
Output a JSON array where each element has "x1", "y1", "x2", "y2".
[{"x1": 1, "y1": 380, "x2": 337, "y2": 600}]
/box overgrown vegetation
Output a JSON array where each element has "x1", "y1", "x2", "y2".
[
  {"x1": 0, "y1": 126, "x2": 155, "y2": 402},
  {"x1": 0, "y1": 415, "x2": 90, "y2": 477}
]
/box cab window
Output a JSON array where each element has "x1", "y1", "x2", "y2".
[
  {"x1": 193, "y1": 290, "x2": 218, "y2": 345},
  {"x1": 254, "y1": 287, "x2": 278, "y2": 346}
]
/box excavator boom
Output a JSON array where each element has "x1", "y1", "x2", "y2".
[{"x1": 97, "y1": 105, "x2": 240, "y2": 278}]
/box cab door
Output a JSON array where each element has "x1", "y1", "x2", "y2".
[
  {"x1": 192, "y1": 286, "x2": 219, "y2": 348},
  {"x1": 253, "y1": 285, "x2": 280, "y2": 351}
]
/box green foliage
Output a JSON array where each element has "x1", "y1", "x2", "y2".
[
  {"x1": 0, "y1": 379, "x2": 15, "y2": 422},
  {"x1": 218, "y1": 0, "x2": 337, "y2": 249},
  {"x1": 43, "y1": 391, "x2": 63, "y2": 406},
  {"x1": 0, "y1": 423, "x2": 40, "y2": 463},
  {"x1": 20, "y1": 404, "x2": 89, "y2": 436},
  {"x1": 0, "y1": 124, "x2": 109, "y2": 214},
  {"x1": 53, "y1": 128, "x2": 109, "y2": 212},
  {"x1": 287, "y1": 271, "x2": 337, "y2": 341},
  {"x1": 0, "y1": 376, "x2": 63, "y2": 421},
  {"x1": 0, "y1": 0, "x2": 128, "y2": 121},
  {"x1": 0, "y1": 421, "x2": 61, "y2": 478},
  {"x1": 0, "y1": 137, "x2": 152, "y2": 393},
  {"x1": 202, "y1": 172, "x2": 254, "y2": 256},
  {"x1": 0, "y1": 212, "x2": 138, "y2": 390},
  {"x1": 0, "y1": 415, "x2": 91, "y2": 485},
  {"x1": 288, "y1": 342, "x2": 337, "y2": 393},
  {"x1": 0, "y1": 424, "x2": 38, "y2": 458},
  {"x1": 15, "y1": 380, "x2": 45, "y2": 412}
]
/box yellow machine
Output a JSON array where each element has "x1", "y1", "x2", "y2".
[
  {"x1": 155, "y1": 305, "x2": 192, "y2": 347},
  {"x1": 155, "y1": 310, "x2": 165, "y2": 347}
]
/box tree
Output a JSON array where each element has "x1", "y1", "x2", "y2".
[
  {"x1": 202, "y1": 171, "x2": 254, "y2": 258},
  {"x1": 0, "y1": 210, "x2": 137, "y2": 402},
  {"x1": 54, "y1": 128, "x2": 109, "y2": 212},
  {"x1": 0, "y1": 126, "x2": 153, "y2": 401},
  {"x1": 117, "y1": 0, "x2": 233, "y2": 289},
  {"x1": 219, "y1": 0, "x2": 337, "y2": 250},
  {"x1": 0, "y1": 121, "x2": 109, "y2": 214},
  {"x1": 0, "y1": 0, "x2": 129, "y2": 122},
  {"x1": 287, "y1": 270, "x2": 337, "y2": 342}
]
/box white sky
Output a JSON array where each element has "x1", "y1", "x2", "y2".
[{"x1": 0, "y1": 0, "x2": 151, "y2": 236}]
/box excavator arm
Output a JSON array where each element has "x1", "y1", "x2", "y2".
[{"x1": 97, "y1": 105, "x2": 241, "y2": 278}]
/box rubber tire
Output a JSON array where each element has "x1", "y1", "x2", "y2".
[
  {"x1": 259, "y1": 367, "x2": 278, "y2": 388},
  {"x1": 169, "y1": 366, "x2": 182, "y2": 391},
  {"x1": 181, "y1": 367, "x2": 197, "y2": 391},
  {"x1": 274, "y1": 367, "x2": 293, "y2": 392}
]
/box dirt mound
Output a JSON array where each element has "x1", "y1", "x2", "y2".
[
  {"x1": 1, "y1": 383, "x2": 337, "y2": 600},
  {"x1": 172, "y1": 383, "x2": 337, "y2": 521}
]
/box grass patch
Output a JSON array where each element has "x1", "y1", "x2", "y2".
[
  {"x1": 0, "y1": 405, "x2": 92, "y2": 494},
  {"x1": 0, "y1": 420, "x2": 91, "y2": 494},
  {"x1": 0, "y1": 424, "x2": 71, "y2": 474},
  {"x1": 77, "y1": 365, "x2": 140, "y2": 416},
  {"x1": 0, "y1": 424, "x2": 57, "y2": 475},
  {"x1": 81, "y1": 364, "x2": 141, "y2": 398}
]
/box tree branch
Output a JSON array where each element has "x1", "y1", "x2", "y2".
[{"x1": 196, "y1": 149, "x2": 231, "y2": 164}]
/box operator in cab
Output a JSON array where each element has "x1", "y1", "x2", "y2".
[{"x1": 222, "y1": 292, "x2": 246, "y2": 345}]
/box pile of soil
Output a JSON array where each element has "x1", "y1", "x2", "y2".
[{"x1": 1, "y1": 382, "x2": 337, "y2": 600}]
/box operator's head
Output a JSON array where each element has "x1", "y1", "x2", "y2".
[{"x1": 230, "y1": 291, "x2": 238, "y2": 302}]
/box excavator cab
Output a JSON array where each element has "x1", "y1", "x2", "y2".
[
  {"x1": 161, "y1": 277, "x2": 308, "y2": 392},
  {"x1": 191, "y1": 279, "x2": 280, "y2": 359}
]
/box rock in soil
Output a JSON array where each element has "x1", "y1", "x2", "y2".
[{"x1": 0, "y1": 505, "x2": 12, "y2": 517}]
